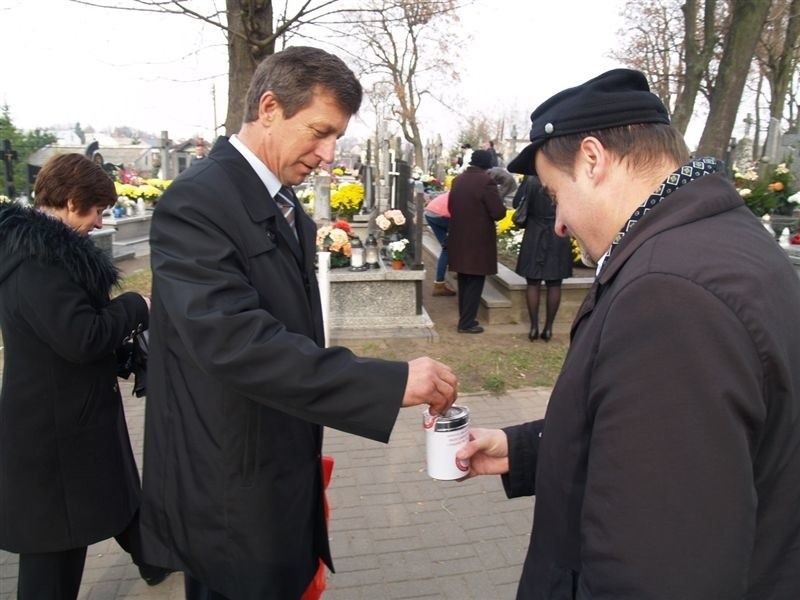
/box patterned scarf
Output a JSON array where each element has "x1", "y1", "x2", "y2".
[{"x1": 598, "y1": 156, "x2": 720, "y2": 274}]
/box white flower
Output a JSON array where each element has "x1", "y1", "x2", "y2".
[
  {"x1": 329, "y1": 228, "x2": 349, "y2": 244},
  {"x1": 775, "y1": 163, "x2": 790, "y2": 175},
  {"x1": 316, "y1": 225, "x2": 332, "y2": 247},
  {"x1": 739, "y1": 188, "x2": 752, "y2": 197},
  {"x1": 387, "y1": 238, "x2": 409, "y2": 258},
  {"x1": 788, "y1": 191, "x2": 800, "y2": 205},
  {"x1": 388, "y1": 210, "x2": 406, "y2": 226}
]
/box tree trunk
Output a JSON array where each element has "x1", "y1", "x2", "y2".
[
  {"x1": 224, "y1": 0, "x2": 275, "y2": 136},
  {"x1": 672, "y1": 0, "x2": 719, "y2": 134},
  {"x1": 696, "y1": 0, "x2": 772, "y2": 158},
  {"x1": 768, "y1": 0, "x2": 800, "y2": 122}
]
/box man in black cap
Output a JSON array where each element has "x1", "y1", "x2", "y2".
[
  {"x1": 458, "y1": 69, "x2": 800, "y2": 598},
  {"x1": 447, "y1": 149, "x2": 507, "y2": 333}
]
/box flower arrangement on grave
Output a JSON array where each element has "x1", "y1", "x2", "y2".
[
  {"x1": 112, "y1": 196, "x2": 136, "y2": 217},
  {"x1": 421, "y1": 174, "x2": 444, "y2": 194},
  {"x1": 145, "y1": 178, "x2": 172, "y2": 192},
  {"x1": 497, "y1": 229, "x2": 524, "y2": 256},
  {"x1": 375, "y1": 209, "x2": 406, "y2": 236},
  {"x1": 330, "y1": 182, "x2": 364, "y2": 219},
  {"x1": 387, "y1": 237, "x2": 410, "y2": 261},
  {"x1": 114, "y1": 179, "x2": 170, "y2": 207},
  {"x1": 495, "y1": 208, "x2": 521, "y2": 254},
  {"x1": 735, "y1": 162, "x2": 798, "y2": 217},
  {"x1": 316, "y1": 220, "x2": 353, "y2": 268}
]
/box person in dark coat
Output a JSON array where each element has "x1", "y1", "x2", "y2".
[
  {"x1": 458, "y1": 69, "x2": 800, "y2": 599},
  {"x1": 488, "y1": 166, "x2": 518, "y2": 200},
  {"x1": 140, "y1": 46, "x2": 457, "y2": 600},
  {"x1": 511, "y1": 175, "x2": 572, "y2": 341},
  {"x1": 0, "y1": 154, "x2": 167, "y2": 598},
  {"x1": 447, "y1": 149, "x2": 507, "y2": 333}
]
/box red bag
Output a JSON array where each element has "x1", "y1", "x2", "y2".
[{"x1": 301, "y1": 456, "x2": 334, "y2": 600}]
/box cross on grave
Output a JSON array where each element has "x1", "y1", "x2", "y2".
[
  {"x1": 2, "y1": 139, "x2": 18, "y2": 198},
  {"x1": 743, "y1": 113, "x2": 755, "y2": 139}
]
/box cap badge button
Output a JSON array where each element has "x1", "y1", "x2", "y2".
[{"x1": 544, "y1": 123, "x2": 554, "y2": 134}]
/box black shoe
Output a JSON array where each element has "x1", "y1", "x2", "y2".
[
  {"x1": 541, "y1": 327, "x2": 552, "y2": 342},
  {"x1": 458, "y1": 325, "x2": 484, "y2": 334},
  {"x1": 138, "y1": 564, "x2": 173, "y2": 586},
  {"x1": 528, "y1": 326, "x2": 539, "y2": 341}
]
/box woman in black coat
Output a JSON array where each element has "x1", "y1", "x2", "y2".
[
  {"x1": 0, "y1": 154, "x2": 166, "y2": 598},
  {"x1": 513, "y1": 175, "x2": 573, "y2": 341}
]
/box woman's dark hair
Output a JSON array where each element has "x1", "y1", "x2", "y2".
[
  {"x1": 34, "y1": 153, "x2": 116, "y2": 213},
  {"x1": 243, "y1": 46, "x2": 363, "y2": 123}
]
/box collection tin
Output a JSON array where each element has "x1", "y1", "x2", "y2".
[{"x1": 423, "y1": 405, "x2": 470, "y2": 480}]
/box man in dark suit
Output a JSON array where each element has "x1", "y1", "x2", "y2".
[{"x1": 140, "y1": 46, "x2": 457, "y2": 599}]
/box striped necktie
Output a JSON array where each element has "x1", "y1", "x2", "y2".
[{"x1": 275, "y1": 186, "x2": 297, "y2": 238}]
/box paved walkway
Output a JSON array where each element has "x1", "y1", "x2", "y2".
[{"x1": 0, "y1": 383, "x2": 548, "y2": 599}]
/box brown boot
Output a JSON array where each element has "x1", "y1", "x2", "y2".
[{"x1": 433, "y1": 281, "x2": 456, "y2": 296}]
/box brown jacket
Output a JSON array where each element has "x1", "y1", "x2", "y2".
[{"x1": 447, "y1": 166, "x2": 507, "y2": 275}]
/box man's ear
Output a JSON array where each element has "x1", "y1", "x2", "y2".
[
  {"x1": 578, "y1": 136, "x2": 608, "y2": 184},
  {"x1": 258, "y1": 91, "x2": 281, "y2": 126},
  {"x1": 66, "y1": 198, "x2": 78, "y2": 213}
]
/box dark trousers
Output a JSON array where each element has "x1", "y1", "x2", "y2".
[
  {"x1": 456, "y1": 273, "x2": 485, "y2": 330},
  {"x1": 15, "y1": 510, "x2": 153, "y2": 600},
  {"x1": 184, "y1": 573, "x2": 232, "y2": 600},
  {"x1": 17, "y1": 546, "x2": 87, "y2": 600},
  {"x1": 425, "y1": 213, "x2": 450, "y2": 282}
]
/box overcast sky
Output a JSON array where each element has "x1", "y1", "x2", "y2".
[{"x1": 2, "y1": 0, "x2": 683, "y2": 150}]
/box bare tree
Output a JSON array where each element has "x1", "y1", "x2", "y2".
[
  {"x1": 752, "y1": 0, "x2": 800, "y2": 156},
  {"x1": 697, "y1": 0, "x2": 773, "y2": 158},
  {"x1": 69, "y1": 0, "x2": 374, "y2": 134},
  {"x1": 612, "y1": 0, "x2": 726, "y2": 135},
  {"x1": 345, "y1": 0, "x2": 463, "y2": 168},
  {"x1": 671, "y1": 0, "x2": 726, "y2": 133}
]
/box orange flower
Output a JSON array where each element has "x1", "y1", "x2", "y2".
[
  {"x1": 333, "y1": 220, "x2": 352, "y2": 233},
  {"x1": 769, "y1": 181, "x2": 784, "y2": 192}
]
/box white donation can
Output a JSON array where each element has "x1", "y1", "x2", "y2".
[{"x1": 423, "y1": 405, "x2": 470, "y2": 480}]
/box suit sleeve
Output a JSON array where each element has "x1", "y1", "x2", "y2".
[
  {"x1": 150, "y1": 179, "x2": 407, "y2": 442},
  {"x1": 502, "y1": 419, "x2": 545, "y2": 497},
  {"x1": 578, "y1": 273, "x2": 762, "y2": 598},
  {"x1": 15, "y1": 261, "x2": 148, "y2": 363}
]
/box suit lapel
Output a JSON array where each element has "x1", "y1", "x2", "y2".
[{"x1": 210, "y1": 138, "x2": 304, "y2": 267}]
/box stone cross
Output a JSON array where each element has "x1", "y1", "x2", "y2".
[{"x1": 742, "y1": 113, "x2": 754, "y2": 139}]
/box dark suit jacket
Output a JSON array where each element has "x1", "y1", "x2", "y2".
[{"x1": 140, "y1": 137, "x2": 408, "y2": 599}]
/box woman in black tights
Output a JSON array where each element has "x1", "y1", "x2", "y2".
[{"x1": 512, "y1": 175, "x2": 573, "y2": 341}]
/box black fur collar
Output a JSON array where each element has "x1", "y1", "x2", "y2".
[{"x1": 0, "y1": 202, "x2": 118, "y2": 307}]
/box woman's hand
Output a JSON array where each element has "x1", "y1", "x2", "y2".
[{"x1": 457, "y1": 427, "x2": 509, "y2": 478}]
